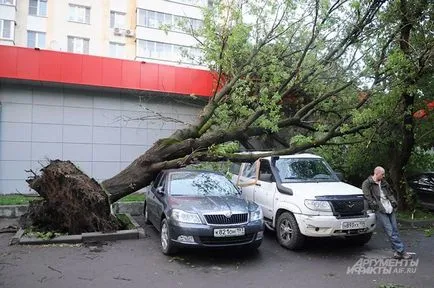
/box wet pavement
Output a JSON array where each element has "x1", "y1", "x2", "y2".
[{"x1": 1, "y1": 217, "x2": 433, "y2": 288}]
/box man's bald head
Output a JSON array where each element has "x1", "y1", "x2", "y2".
[{"x1": 373, "y1": 166, "x2": 385, "y2": 181}]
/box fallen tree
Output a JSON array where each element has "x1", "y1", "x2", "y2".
[{"x1": 22, "y1": 0, "x2": 434, "y2": 233}]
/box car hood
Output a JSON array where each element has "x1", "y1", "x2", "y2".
[
  {"x1": 281, "y1": 181, "x2": 362, "y2": 197},
  {"x1": 168, "y1": 195, "x2": 254, "y2": 214}
]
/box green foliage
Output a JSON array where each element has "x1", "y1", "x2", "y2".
[
  {"x1": 424, "y1": 228, "x2": 433, "y2": 237},
  {"x1": 116, "y1": 214, "x2": 136, "y2": 230},
  {"x1": 24, "y1": 228, "x2": 66, "y2": 240},
  {"x1": 119, "y1": 193, "x2": 145, "y2": 203},
  {"x1": 0, "y1": 195, "x2": 41, "y2": 205},
  {"x1": 290, "y1": 135, "x2": 314, "y2": 146},
  {"x1": 187, "y1": 161, "x2": 232, "y2": 179},
  {"x1": 406, "y1": 148, "x2": 434, "y2": 175},
  {"x1": 208, "y1": 141, "x2": 240, "y2": 156}
]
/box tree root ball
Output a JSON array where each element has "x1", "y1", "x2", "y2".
[{"x1": 20, "y1": 160, "x2": 120, "y2": 234}]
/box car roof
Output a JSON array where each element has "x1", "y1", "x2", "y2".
[
  {"x1": 236, "y1": 151, "x2": 322, "y2": 161},
  {"x1": 162, "y1": 169, "x2": 223, "y2": 175}
]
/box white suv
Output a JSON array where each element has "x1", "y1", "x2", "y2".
[{"x1": 231, "y1": 153, "x2": 376, "y2": 250}]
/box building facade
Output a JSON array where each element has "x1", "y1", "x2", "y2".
[
  {"x1": 0, "y1": 0, "x2": 207, "y2": 66},
  {"x1": 0, "y1": 46, "x2": 214, "y2": 195},
  {"x1": 0, "y1": 1, "x2": 214, "y2": 195}
]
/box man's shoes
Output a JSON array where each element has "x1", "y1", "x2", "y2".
[{"x1": 393, "y1": 251, "x2": 412, "y2": 260}]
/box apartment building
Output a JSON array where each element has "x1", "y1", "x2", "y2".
[{"x1": 0, "y1": 0, "x2": 208, "y2": 66}]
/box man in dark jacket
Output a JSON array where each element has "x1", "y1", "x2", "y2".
[{"x1": 362, "y1": 166, "x2": 411, "y2": 259}]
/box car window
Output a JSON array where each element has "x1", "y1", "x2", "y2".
[
  {"x1": 152, "y1": 173, "x2": 163, "y2": 189},
  {"x1": 238, "y1": 162, "x2": 257, "y2": 186},
  {"x1": 275, "y1": 158, "x2": 339, "y2": 182},
  {"x1": 168, "y1": 171, "x2": 239, "y2": 197},
  {"x1": 258, "y1": 160, "x2": 273, "y2": 182},
  {"x1": 229, "y1": 162, "x2": 241, "y2": 175}
]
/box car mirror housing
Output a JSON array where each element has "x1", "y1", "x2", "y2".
[{"x1": 156, "y1": 186, "x2": 165, "y2": 196}]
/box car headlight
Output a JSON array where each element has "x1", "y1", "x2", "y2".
[
  {"x1": 304, "y1": 200, "x2": 332, "y2": 212},
  {"x1": 250, "y1": 207, "x2": 263, "y2": 221},
  {"x1": 171, "y1": 209, "x2": 202, "y2": 224}
]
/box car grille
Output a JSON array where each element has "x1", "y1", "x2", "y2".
[
  {"x1": 199, "y1": 234, "x2": 255, "y2": 245},
  {"x1": 204, "y1": 213, "x2": 248, "y2": 225},
  {"x1": 330, "y1": 199, "x2": 365, "y2": 218}
]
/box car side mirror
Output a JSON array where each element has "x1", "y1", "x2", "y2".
[
  {"x1": 334, "y1": 171, "x2": 344, "y2": 181},
  {"x1": 155, "y1": 186, "x2": 165, "y2": 196}
]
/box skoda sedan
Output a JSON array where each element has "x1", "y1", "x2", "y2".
[{"x1": 144, "y1": 169, "x2": 264, "y2": 255}]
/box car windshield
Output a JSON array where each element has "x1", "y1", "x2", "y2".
[
  {"x1": 168, "y1": 171, "x2": 239, "y2": 197},
  {"x1": 275, "y1": 158, "x2": 339, "y2": 182}
]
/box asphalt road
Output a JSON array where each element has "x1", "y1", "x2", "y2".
[{"x1": 1, "y1": 217, "x2": 433, "y2": 288}]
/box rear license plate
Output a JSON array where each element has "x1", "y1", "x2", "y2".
[
  {"x1": 342, "y1": 221, "x2": 365, "y2": 230},
  {"x1": 214, "y1": 228, "x2": 245, "y2": 237}
]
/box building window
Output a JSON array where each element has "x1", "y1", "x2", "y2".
[
  {"x1": 67, "y1": 36, "x2": 89, "y2": 54},
  {"x1": 110, "y1": 11, "x2": 125, "y2": 28},
  {"x1": 137, "y1": 39, "x2": 200, "y2": 64},
  {"x1": 109, "y1": 42, "x2": 125, "y2": 58},
  {"x1": 168, "y1": 0, "x2": 208, "y2": 6},
  {"x1": 29, "y1": 0, "x2": 47, "y2": 17},
  {"x1": 27, "y1": 31, "x2": 46, "y2": 48},
  {"x1": 137, "y1": 9, "x2": 202, "y2": 33},
  {"x1": 0, "y1": 19, "x2": 13, "y2": 39},
  {"x1": 0, "y1": 0, "x2": 15, "y2": 5},
  {"x1": 69, "y1": 4, "x2": 90, "y2": 24}
]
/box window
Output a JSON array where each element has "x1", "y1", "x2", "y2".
[
  {"x1": 109, "y1": 42, "x2": 125, "y2": 58},
  {"x1": 27, "y1": 31, "x2": 45, "y2": 48},
  {"x1": 137, "y1": 39, "x2": 200, "y2": 64},
  {"x1": 29, "y1": 0, "x2": 47, "y2": 17},
  {"x1": 170, "y1": 0, "x2": 208, "y2": 6},
  {"x1": 0, "y1": 19, "x2": 13, "y2": 39},
  {"x1": 137, "y1": 9, "x2": 202, "y2": 33},
  {"x1": 110, "y1": 11, "x2": 125, "y2": 28},
  {"x1": 69, "y1": 4, "x2": 90, "y2": 24},
  {"x1": 237, "y1": 162, "x2": 257, "y2": 186},
  {"x1": 67, "y1": 36, "x2": 89, "y2": 54},
  {"x1": 0, "y1": 0, "x2": 15, "y2": 5}
]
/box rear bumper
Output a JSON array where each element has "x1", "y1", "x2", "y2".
[
  {"x1": 168, "y1": 218, "x2": 264, "y2": 248},
  {"x1": 295, "y1": 213, "x2": 376, "y2": 237}
]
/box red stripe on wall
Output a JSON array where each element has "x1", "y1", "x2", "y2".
[{"x1": 0, "y1": 45, "x2": 215, "y2": 97}]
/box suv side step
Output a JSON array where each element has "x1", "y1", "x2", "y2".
[{"x1": 265, "y1": 221, "x2": 275, "y2": 231}]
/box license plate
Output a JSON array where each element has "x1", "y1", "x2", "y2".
[
  {"x1": 214, "y1": 228, "x2": 245, "y2": 237},
  {"x1": 342, "y1": 221, "x2": 365, "y2": 230}
]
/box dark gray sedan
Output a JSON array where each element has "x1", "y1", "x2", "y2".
[{"x1": 144, "y1": 169, "x2": 264, "y2": 255}]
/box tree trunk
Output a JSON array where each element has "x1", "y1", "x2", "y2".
[{"x1": 387, "y1": 0, "x2": 416, "y2": 210}]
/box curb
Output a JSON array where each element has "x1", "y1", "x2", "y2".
[
  {"x1": 9, "y1": 213, "x2": 141, "y2": 246},
  {"x1": 1, "y1": 202, "x2": 144, "y2": 218},
  {"x1": 397, "y1": 218, "x2": 434, "y2": 229}
]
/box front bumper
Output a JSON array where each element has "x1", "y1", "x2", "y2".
[
  {"x1": 294, "y1": 213, "x2": 376, "y2": 237},
  {"x1": 168, "y1": 218, "x2": 264, "y2": 248}
]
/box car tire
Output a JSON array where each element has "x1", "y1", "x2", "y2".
[
  {"x1": 276, "y1": 212, "x2": 305, "y2": 250},
  {"x1": 346, "y1": 232, "x2": 373, "y2": 246},
  {"x1": 143, "y1": 202, "x2": 151, "y2": 225},
  {"x1": 160, "y1": 218, "x2": 177, "y2": 255}
]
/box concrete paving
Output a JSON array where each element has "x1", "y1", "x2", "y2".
[{"x1": 1, "y1": 217, "x2": 433, "y2": 288}]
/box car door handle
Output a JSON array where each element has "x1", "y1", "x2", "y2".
[{"x1": 255, "y1": 183, "x2": 261, "y2": 186}]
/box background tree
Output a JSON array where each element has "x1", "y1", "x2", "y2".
[{"x1": 318, "y1": 0, "x2": 434, "y2": 209}]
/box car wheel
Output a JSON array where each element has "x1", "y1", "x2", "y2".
[
  {"x1": 160, "y1": 218, "x2": 177, "y2": 255},
  {"x1": 143, "y1": 202, "x2": 151, "y2": 225},
  {"x1": 346, "y1": 232, "x2": 373, "y2": 246},
  {"x1": 276, "y1": 212, "x2": 305, "y2": 250}
]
